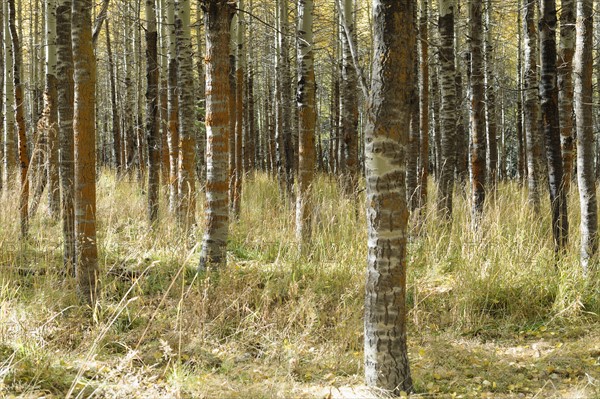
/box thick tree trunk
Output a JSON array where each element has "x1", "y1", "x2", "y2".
[
  {"x1": 56, "y1": 0, "x2": 75, "y2": 271},
  {"x1": 8, "y1": 0, "x2": 29, "y2": 238},
  {"x1": 72, "y1": 0, "x2": 99, "y2": 304},
  {"x1": 364, "y1": 0, "x2": 414, "y2": 394},
  {"x1": 437, "y1": 0, "x2": 458, "y2": 218},
  {"x1": 146, "y1": 0, "x2": 160, "y2": 223},
  {"x1": 574, "y1": 0, "x2": 596, "y2": 272},
  {"x1": 469, "y1": 0, "x2": 486, "y2": 217},
  {"x1": 199, "y1": 0, "x2": 234, "y2": 269},
  {"x1": 558, "y1": 0, "x2": 575, "y2": 193},
  {"x1": 296, "y1": 0, "x2": 316, "y2": 249},
  {"x1": 540, "y1": 0, "x2": 568, "y2": 252}
]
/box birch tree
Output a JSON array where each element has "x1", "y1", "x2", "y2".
[
  {"x1": 558, "y1": 0, "x2": 575, "y2": 192},
  {"x1": 574, "y1": 0, "x2": 596, "y2": 271},
  {"x1": 146, "y1": 0, "x2": 160, "y2": 223},
  {"x1": 296, "y1": 0, "x2": 316, "y2": 248},
  {"x1": 339, "y1": 0, "x2": 359, "y2": 195},
  {"x1": 56, "y1": 0, "x2": 75, "y2": 270},
  {"x1": 8, "y1": 0, "x2": 29, "y2": 238},
  {"x1": 469, "y1": 0, "x2": 486, "y2": 217},
  {"x1": 176, "y1": 0, "x2": 196, "y2": 229},
  {"x1": 364, "y1": 0, "x2": 414, "y2": 393},
  {"x1": 523, "y1": 0, "x2": 542, "y2": 211},
  {"x1": 167, "y1": 0, "x2": 179, "y2": 212},
  {"x1": 540, "y1": 0, "x2": 568, "y2": 252},
  {"x1": 437, "y1": 0, "x2": 458, "y2": 218},
  {"x1": 419, "y1": 0, "x2": 429, "y2": 210},
  {"x1": 72, "y1": 0, "x2": 99, "y2": 304},
  {"x1": 199, "y1": 0, "x2": 234, "y2": 269},
  {"x1": 3, "y1": 1, "x2": 15, "y2": 189},
  {"x1": 45, "y1": 0, "x2": 59, "y2": 217}
]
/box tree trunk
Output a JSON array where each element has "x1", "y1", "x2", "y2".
[
  {"x1": 437, "y1": 0, "x2": 458, "y2": 218},
  {"x1": 146, "y1": 0, "x2": 160, "y2": 223},
  {"x1": 516, "y1": 0, "x2": 526, "y2": 182},
  {"x1": 106, "y1": 20, "x2": 121, "y2": 174},
  {"x1": 199, "y1": 0, "x2": 234, "y2": 269},
  {"x1": 406, "y1": 5, "x2": 420, "y2": 212},
  {"x1": 364, "y1": 0, "x2": 414, "y2": 394},
  {"x1": 484, "y1": 0, "x2": 497, "y2": 189},
  {"x1": 167, "y1": 0, "x2": 179, "y2": 212},
  {"x1": 540, "y1": 0, "x2": 568, "y2": 252},
  {"x1": 419, "y1": 0, "x2": 429, "y2": 210},
  {"x1": 3, "y1": 1, "x2": 15, "y2": 189},
  {"x1": 56, "y1": 0, "x2": 75, "y2": 271},
  {"x1": 232, "y1": 0, "x2": 244, "y2": 219},
  {"x1": 523, "y1": 0, "x2": 542, "y2": 210},
  {"x1": 574, "y1": 0, "x2": 596, "y2": 272},
  {"x1": 43, "y1": 0, "x2": 60, "y2": 218},
  {"x1": 72, "y1": 0, "x2": 99, "y2": 304},
  {"x1": 339, "y1": 0, "x2": 359, "y2": 195},
  {"x1": 469, "y1": 0, "x2": 486, "y2": 217},
  {"x1": 296, "y1": 0, "x2": 316, "y2": 249},
  {"x1": 558, "y1": 0, "x2": 575, "y2": 193},
  {"x1": 175, "y1": 0, "x2": 197, "y2": 229},
  {"x1": 278, "y1": 0, "x2": 294, "y2": 196},
  {"x1": 8, "y1": 0, "x2": 29, "y2": 238}
]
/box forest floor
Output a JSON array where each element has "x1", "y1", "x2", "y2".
[{"x1": 0, "y1": 173, "x2": 599, "y2": 398}]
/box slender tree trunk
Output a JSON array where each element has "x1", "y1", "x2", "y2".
[
  {"x1": 540, "y1": 0, "x2": 568, "y2": 252},
  {"x1": 232, "y1": 0, "x2": 244, "y2": 219},
  {"x1": 431, "y1": 65, "x2": 442, "y2": 180},
  {"x1": 56, "y1": 0, "x2": 75, "y2": 271},
  {"x1": 340, "y1": 0, "x2": 359, "y2": 195},
  {"x1": 196, "y1": 4, "x2": 206, "y2": 182},
  {"x1": 364, "y1": 0, "x2": 414, "y2": 394},
  {"x1": 296, "y1": 0, "x2": 316, "y2": 249},
  {"x1": 199, "y1": 0, "x2": 234, "y2": 269},
  {"x1": 167, "y1": 0, "x2": 179, "y2": 212},
  {"x1": 575, "y1": 0, "x2": 596, "y2": 271},
  {"x1": 278, "y1": 0, "x2": 294, "y2": 196},
  {"x1": 558, "y1": 0, "x2": 575, "y2": 193},
  {"x1": 437, "y1": 0, "x2": 458, "y2": 218},
  {"x1": 455, "y1": 0, "x2": 469, "y2": 184},
  {"x1": 175, "y1": 0, "x2": 197, "y2": 229},
  {"x1": 419, "y1": 0, "x2": 429, "y2": 210},
  {"x1": 469, "y1": 0, "x2": 486, "y2": 217},
  {"x1": 146, "y1": 0, "x2": 160, "y2": 223},
  {"x1": 407, "y1": 15, "x2": 420, "y2": 212},
  {"x1": 8, "y1": 0, "x2": 29, "y2": 238},
  {"x1": 0, "y1": 4, "x2": 3, "y2": 192},
  {"x1": 159, "y1": 0, "x2": 170, "y2": 184},
  {"x1": 45, "y1": 0, "x2": 60, "y2": 217},
  {"x1": 106, "y1": 20, "x2": 121, "y2": 174},
  {"x1": 124, "y1": 17, "x2": 136, "y2": 176},
  {"x1": 3, "y1": 1, "x2": 15, "y2": 189},
  {"x1": 523, "y1": 0, "x2": 542, "y2": 210},
  {"x1": 516, "y1": 0, "x2": 526, "y2": 183},
  {"x1": 72, "y1": 0, "x2": 99, "y2": 304},
  {"x1": 484, "y1": 0, "x2": 497, "y2": 189}
]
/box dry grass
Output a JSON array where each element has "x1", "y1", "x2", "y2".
[{"x1": 0, "y1": 172, "x2": 598, "y2": 398}]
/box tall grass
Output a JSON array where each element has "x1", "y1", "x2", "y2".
[{"x1": 0, "y1": 171, "x2": 598, "y2": 397}]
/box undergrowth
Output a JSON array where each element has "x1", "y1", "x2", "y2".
[{"x1": 0, "y1": 172, "x2": 598, "y2": 398}]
